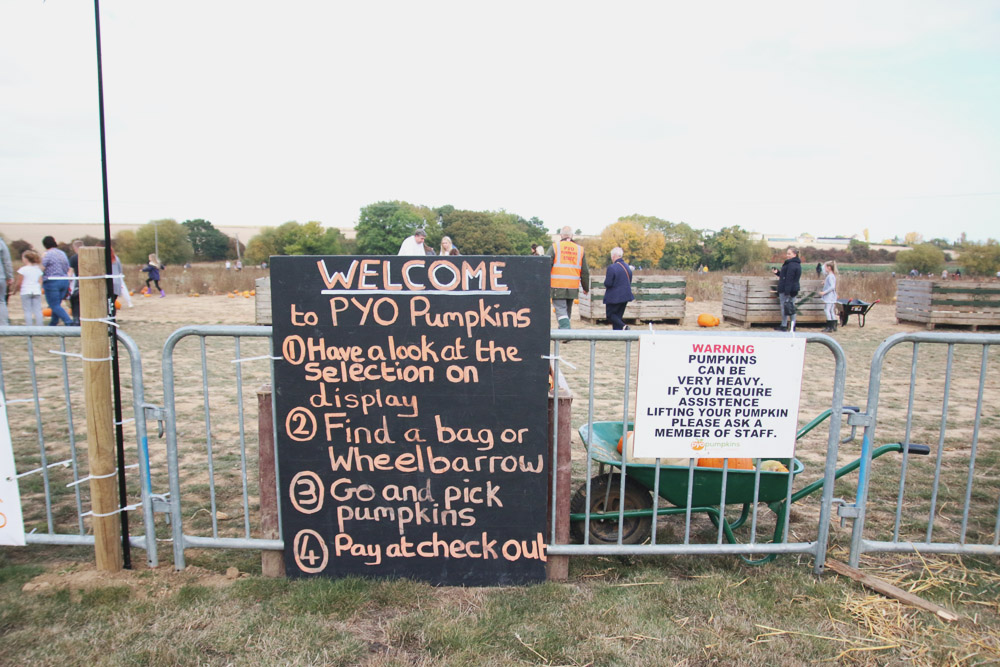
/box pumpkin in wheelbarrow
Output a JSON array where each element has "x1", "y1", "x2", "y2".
[{"x1": 697, "y1": 457, "x2": 753, "y2": 470}]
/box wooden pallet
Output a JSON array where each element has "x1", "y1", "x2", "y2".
[
  {"x1": 255, "y1": 277, "x2": 271, "y2": 325},
  {"x1": 578, "y1": 274, "x2": 686, "y2": 323},
  {"x1": 722, "y1": 276, "x2": 827, "y2": 328},
  {"x1": 896, "y1": 279, "x2": 1000, "y2": 330}
]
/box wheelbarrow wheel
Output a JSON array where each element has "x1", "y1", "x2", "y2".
[{"x1": 569, "y1": 474, "x2": 653, "y2": 545}]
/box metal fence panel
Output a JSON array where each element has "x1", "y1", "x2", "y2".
[
  {"x1": 161, "y1": 325, "x2": 280, "y2": 570},
  {"x1": 0, "y1": 327, "x2": 157, "y2": 564},
  {"x1": 159, "y1": 325, "x2": 852, "y2": 575},
  {"x1": 849, "y1": 332, "x2": 1000, "y2": 565},
  {"x1": 547, "y1": 329, "x2": 848, "y2": 575}
]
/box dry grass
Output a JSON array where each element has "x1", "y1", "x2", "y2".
[{"x1": 1, "y1": 264, "x2": 999, "y2": 664}]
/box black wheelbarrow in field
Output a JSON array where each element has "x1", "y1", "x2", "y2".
[
  {"x1": 571, "y1": 414, "x2": 928, "y2": 564},
  {"x1": 836, "y1": 298, "x2": 880, "y2": 328}
]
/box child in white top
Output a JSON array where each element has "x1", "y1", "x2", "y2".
[
  {"x1": 15, "y1": 250, "x2": 45, "y2": 325},
  {"x1": 820, "y1": 260, "x2": 838, "y2": 332}
]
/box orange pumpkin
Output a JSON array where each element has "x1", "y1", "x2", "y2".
[
  {"x1": 697, "y1": 313, "x2": 720, "y2": 327},
  {"x1": 616, "y1": 430, "x2": 634, "y2": 454},
  {"x1": 685, "y1": 296, "x2": 694, "y2": 302},
  {"x1": 114, "y1": 298, "x2": 122, "y2": 310},
  {"x1": 697, "y1": 457, "x2": 754, "y2": 470},
  {"x1": 43, "y1": 307, "x2": 52, "y2": 317}
]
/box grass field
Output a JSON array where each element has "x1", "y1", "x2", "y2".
[{"x1": 2, "y1": 266, "x2": 999, "y2": 665}]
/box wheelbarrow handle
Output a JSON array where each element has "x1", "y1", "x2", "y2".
[{"x1": 903, "y1": 444, "x2": 931, "y2": 455}]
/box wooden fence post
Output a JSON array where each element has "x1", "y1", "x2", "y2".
[
  {"x1": 80, "y1": 247, "x2": 123, "y2": 572},
  {"x1": 257, "y1": 384, "x2": 284, "y2": 577},
  {"x1": 546, "y1": 368, "x2": 573, "y2": 581}
]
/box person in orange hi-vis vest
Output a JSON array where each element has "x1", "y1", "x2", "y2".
[{"x1": 545, "y1": 226, "x2": 589, "y2": 329}]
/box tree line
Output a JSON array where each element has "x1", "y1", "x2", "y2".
[{"x1": 6, "y1": 206, "x2": 998, "y2": 277}]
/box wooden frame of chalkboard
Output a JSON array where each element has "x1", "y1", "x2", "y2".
[{"x1": 270, "y1": 255, "x2": 552, "y2": 585}]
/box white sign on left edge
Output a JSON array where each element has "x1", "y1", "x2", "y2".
[
  {"x1": 0, "y1": 390, "x2": 26, "y2": 546},
  {"x1": 633, "y1": 334, "x2": 806, "y2": 460}
]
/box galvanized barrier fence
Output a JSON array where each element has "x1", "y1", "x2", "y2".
[
  {"x1": 0, "y1": 327, "x2": 158, "y2": 565},
  {"x1": 161, "y1": 325, "x2": 280, "y2": 570},
  {"x1": 848, "y1": 331, "x2": 1000, "y2": 565},
  {"x1": 9, "y1": 324, "x2": 1000, "y2": 575},
  {"x1": 547, "y1": 329, "x2": 848, "y2": 575}
]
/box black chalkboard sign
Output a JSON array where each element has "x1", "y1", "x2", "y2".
[{"x1": 270, "y1": 255, "x2": 551, "y2": 585}]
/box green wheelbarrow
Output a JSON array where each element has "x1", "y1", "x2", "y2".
[{"x1": 571, "y1": 418, "x2": 929, "y2": 564}]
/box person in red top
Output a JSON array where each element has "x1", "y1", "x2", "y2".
[{"x1": 546, "y1": 226, "x2": 589, "y2": 329}]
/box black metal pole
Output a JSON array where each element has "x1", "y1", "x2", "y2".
[{"x1": 93, "y1": 0, "x2": 132, "y2": 569}]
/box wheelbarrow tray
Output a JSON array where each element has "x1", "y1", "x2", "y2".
[
  {"x1": 836, "y1": 298, "x2": 879, "y2": 327},
  {"x1": 579, "y1": 421, "x2": 803, "y2": 507}
]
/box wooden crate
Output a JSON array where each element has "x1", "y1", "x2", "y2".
[
  {"x1": 578, "y1": 274, "x2": 686, "y2": 323},
  {"x1": 896, "y1": 279, "x2": 1000, "y2": 330},
  {"x1": 722, "y1": 276, "x2": 826, "y2": 327},
  {"x1": 255, "y1": 277, "x2": 271, "y2": 325}
]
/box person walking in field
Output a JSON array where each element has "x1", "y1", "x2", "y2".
[
  {"x1": 603, "y1": 247, "x2": 634, "y2": 331},
  {"x1": 772, "y1": 247, "x2": 801, "y2": 332},
  {"x1": 546, "y1": 226, "x2": 589, "y2": 329},
  {"x1": 15, "y1": 250, "x2": 44, "y2": 326},
  {"x1": 41, "y1": 235, "x2": 74, "y2": 325},
  {"x1": 820, "y1": 260, "x2": 838, "y2": 332},
  {"x1": 142, "y1": 254, "x2": 166, "y2": 297},
  {"x1": 0, "y1": 236, "x2": 12, "y2": 325}
]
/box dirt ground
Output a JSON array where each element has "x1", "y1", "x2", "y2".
[{"x1": 10, "y1": 288, "x2": 997, "y2": 594}]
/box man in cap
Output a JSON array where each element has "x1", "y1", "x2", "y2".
[
  {"x1": 546, "y1": 226, "x2": 589, "y2": 329},
  {"x1": 398, "y1": 228, "x2": 428, "y2": 255}
]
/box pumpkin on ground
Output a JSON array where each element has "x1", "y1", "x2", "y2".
[
  {"x1": 697, "y1": 457, "x2": 754, "y2": 470},
  {"x1": 697, "y1": 313, "x2": 720, "y2": 327},
  {"x1": 43, "y1": 307, "x2": 52, "y2": 317}
]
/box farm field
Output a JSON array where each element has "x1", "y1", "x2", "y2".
[{"x1": 1, "y1": 271, "x2": 999, "y2": 665}]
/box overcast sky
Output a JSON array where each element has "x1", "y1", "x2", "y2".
[{"x1": 2, "y1": 1, "x2": 998, "y2": 243}]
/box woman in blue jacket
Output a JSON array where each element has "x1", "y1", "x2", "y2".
[{"x1": 603, "y1": 247, "x2": 634, "y2": 330}]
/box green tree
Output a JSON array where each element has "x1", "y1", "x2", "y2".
[
  {"x1": 619, "y1": 214, "x2": 704, "y2": 270},
  {"x1": 439, "y1": 208, "x2": 547, "y2": 255},
  {"x1": 657, "y1": 222, "x2": 704, "y2": 270},
  {"x1": 895, "y1": 243, "x2": 946, "y2": 275},
  {"x1": 113, "y1": 230, "x2": 141, "y2": 263},
  {"x1": 443, "y1": 211, "x2": 517, "y2": 254},
  {"x1": 356, "y1": 201, "x2": 426, "y2": 254},
  {"x1": 959, "y1": 240, "x2": 1000, "y2": 276},
  {"x1": 284, "y1": 221, "x2": 346, "y2": 255},
  {"x1": 702, "y1": 226, "x2": 767, "y2": 271},
  {"x1": 846, "y1": 239, "x2": 871, "y2": 262},
  {"x1": 182, "y1": 219, "x2": 230, "y2": 260},
  {"x1": 133, "y1": 219, "x2": 193, "y2": 265}
]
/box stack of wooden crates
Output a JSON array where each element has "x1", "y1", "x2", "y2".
[
  {"x1": 896, "y1": 279, "x2": 1000, "y2": 330},
  {"x1": 722, "y1": 276, "x2": 826, "y2": 327},
  {"x1": 578, "y1": 274, "x2": 686, "y2": 324}
]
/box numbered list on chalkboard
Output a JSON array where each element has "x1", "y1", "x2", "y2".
[{"x1": 270, "y1": 256, "x2": 551, "y2": 585}]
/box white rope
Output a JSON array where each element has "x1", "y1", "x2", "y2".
[
  {"x1": 0, "y1": 397, "x2": 43, "y2": 407},
  {"x1": 115, "y1": 417, "x2": 135, "y2": 426},
  {"x1": 47, "y1": 274, "x2": 124, "y2": 281},
  {"x1": 232, "y1": 355, "x2": 282, "y2": 364},
  {"x1": 79, "y1": 316, "x2": 120, "y2": 328},
  {"x1": 82, "y1": 502, "x2": 141, "y2": 518},
  {"x1": 66, "y1": 464, "x2": 138, "y2": 488},
  {"x1": 541, "y1": 354, "x2": 577, "y2": 370},
  {"x1": 49, "y1": 350, "x2": 113, "y2": 363},
  {"x1": 14, "y1": 458, "x2": 72, "y2": 479}
]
